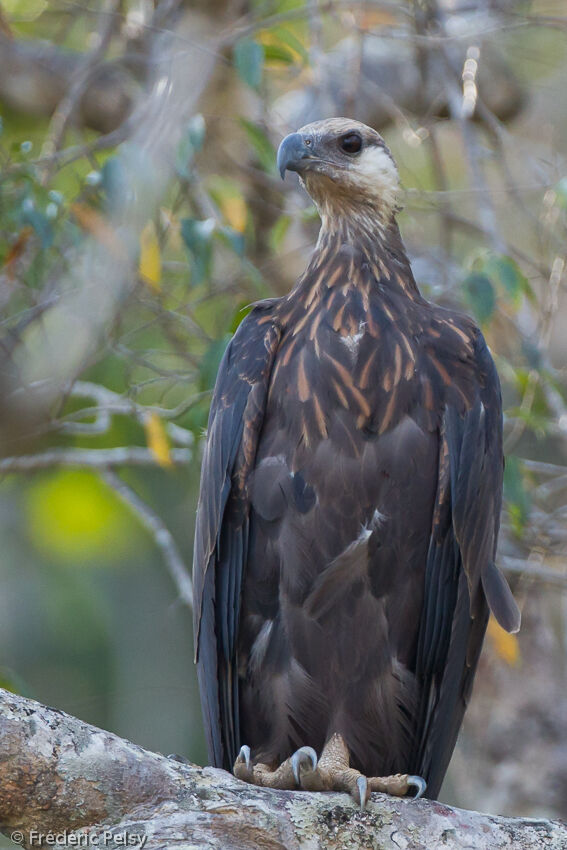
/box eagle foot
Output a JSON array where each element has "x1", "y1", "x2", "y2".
[
  {"x1": 233, "y1": 736, "x2": 426, "y2": 808},
  {"x1": 294, "y1": 733, "x2": 427, "y2": 808},
  {"x1": 233, "y1": 744, "x2": 297, "y2": 790}
]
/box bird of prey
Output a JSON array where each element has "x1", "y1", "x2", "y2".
[{"x1": 192, "y1": 117, "x2": 520, "y2": 806}]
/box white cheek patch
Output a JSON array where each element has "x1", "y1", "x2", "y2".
[{"x1": 348, "y1": 146, "x2": 400, "y2": 209}]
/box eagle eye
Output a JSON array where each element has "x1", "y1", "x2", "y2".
[{"x1": 339, "y1": 132, "x2": 363, "y2": 154}]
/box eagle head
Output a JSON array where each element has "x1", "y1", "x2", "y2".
[{"x1": 277, "y1": 118, "x2": 400, "y2": 221}]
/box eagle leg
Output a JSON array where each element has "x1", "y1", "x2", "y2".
[{"x1": 294, "y1": 733, "x2": 427, "y2": 809}]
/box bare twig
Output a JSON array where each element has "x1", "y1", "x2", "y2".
[
  {"x1": 60, "y1": 380, "x2": 196, "y2": 445},
  {"x1": 40, "y1": 0, "x2": 122, "y2": 181},
  {"x1": 0, "y1": 447, "x2": 192, "y2": 472},
  {"x1": 523, "y1": 459, "x2": 567, "y2": 476},
  {"x1": 101, "y1": 469, "x2": 193, "y2": 608},
  {"x1": 35, "y1": 123, "x2": 132, "y2": 170},
  {"x1": 501, "y1": 556, "x2": 567, "y2": 589}
]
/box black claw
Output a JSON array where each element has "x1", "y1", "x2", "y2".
[
  {"x1": 407, "y1": 775, "x2": 427, "y2": 799},
  {"x1": 291, "y1": 746, "x2": 318, "y2": 785}
]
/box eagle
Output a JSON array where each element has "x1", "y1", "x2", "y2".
[{"x1": 192, "y1": 118, "x2": 520, "y2": 806}]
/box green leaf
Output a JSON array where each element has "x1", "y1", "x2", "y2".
[
  {"x1": 263, "y1": 43, "x2": 296, "y2": 64},
  {"x1": 21, "y1": 200, "x2": 53, "y2": 249},
  {"x1": 181, "y1": 217, "x2": 215, "y2": 285},
  {"x1": 234, "y1": 38, "x2": 265, "y2": 89},
  {"x1": 240, "y1": 119, "x2": 276, "y2": 173},
  {"x1": 176, "y1": 114, "x2": 206, "y2": 178},
  {"x1": 463, "y1": 272, "x2": 496, "y2": 325},
  {"x1": 272, "y1": 27, "x2": 309, "y2": 65},
  {"x1": 484, "y1": 255, "x2": 531, "y2": 308},
  {"x1": 217, "y1": 225, "x2": 245, "y2": 256},
  {"x1": 187, "y1": 113, "x2": 206, "y2": 151}
]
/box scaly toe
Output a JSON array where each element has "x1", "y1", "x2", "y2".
[
  {"x1": 407, "y1": 775, "x2": 427, "y2": 799},
  {"x1": 291, "y1": 746, "x2": 318, "y2": 785}
]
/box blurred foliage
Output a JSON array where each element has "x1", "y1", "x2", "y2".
[{"x1": 25, "y1": 470, "x2": 139, "y2": 562}]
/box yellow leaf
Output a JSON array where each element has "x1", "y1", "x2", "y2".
[
  {"x1": 221, "y1": 196, "x2": 247, "y2": 234},
  {"x1": 487, "y1": 616, "x2": 520, "y2": 666},
  {"x1": 207, "y1": 177, "x2": 248, "y2": 233},
  {"x1": 139, "y1": 221, "x2": 161, "y2": 290},
  {"x1": 144, "y1": 412, "x2": 172, "y2": 468}
]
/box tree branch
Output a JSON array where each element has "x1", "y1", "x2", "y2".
[
  {"x1": 39, "y1": 0, "x2": 122, "y2": 180},
  {"x1": 0, "y1": 32, "x2": 135, "y2": 135},
  {"x1": 0, "y1": 690, "x2": 565, "y2": 850},
  {"x1": 0, "y1": 447, "x2": 191, "y2": 472}
]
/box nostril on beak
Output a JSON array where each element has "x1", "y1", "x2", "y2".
[{"x1": 277, "y1": 133, "x2": 314, "y2": 180}]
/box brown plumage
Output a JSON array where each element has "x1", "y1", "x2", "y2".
[{"x1": 192, "y1": 118, "x2": 520, "y2": 801}]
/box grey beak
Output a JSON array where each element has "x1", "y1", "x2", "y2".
[{"x1": 277, "y1": 133, "x2": 313, "y2": 180}]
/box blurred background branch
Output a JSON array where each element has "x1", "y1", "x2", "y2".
[{"x1": 0, "y1": 0, "x2": 566, "y2": 827}]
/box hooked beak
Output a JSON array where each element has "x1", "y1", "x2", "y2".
[{"x1": 277, "y1": 133, "x2": 314, "y2": 180}]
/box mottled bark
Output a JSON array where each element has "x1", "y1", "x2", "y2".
[{"x1": 0, "y1": 690, "x2": 564, "y2": 850}]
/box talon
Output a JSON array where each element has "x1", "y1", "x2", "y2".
[
  {"x1": 407, "y1": 775, "x2": 427, "y2": 799},
  {"x1": 356, "y1": 775, "x2": 369, "y2": 810},
  {"x1": 236, "y1": 744, "x2": 251, "y2": 771},
  {"x1": 291, "y1": 746, "x2": 318, "y2": 784}
]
